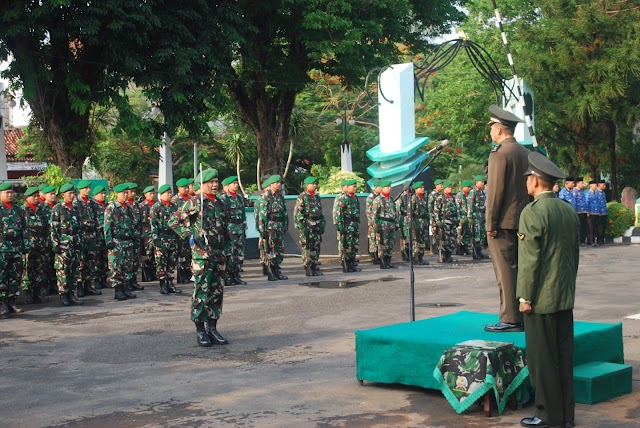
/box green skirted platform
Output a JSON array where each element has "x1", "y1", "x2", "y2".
[{"x1": 355, "y1": 311, "x2": 624, "y2": 391}]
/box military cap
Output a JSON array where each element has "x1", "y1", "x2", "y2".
[
  {"x1": 598, "y1": 179, "x2": 606, "y2": 184},
  {"x1": 576, "y1": 176, "x2": 584, "y2": 182},
  {"x1": 564, "y1": 177, "x2": 575, "y2": 182},
  {"x1": 263, "y1": 174, "x2": 282, "y2": 187},
  {"x1": 487, "y1": 105, "x2": 524, "y2": 129},
  {"x1": 412, "y1": 181, "x2": 424, "y2": 190},
  {"x1": 43, "y1": 185, "x2": 57, "y2": 194},
  {"x1": 193, "y1": 182, "x2": 200, "y2": 191},
  {"x1": 433, "y1": 179, "x2": 444, "y2": 185},
  {"x1": 443, "y1": 180, "x2": 453, "y2": 188},
  {"x1": 222, "y1": 176, "x2": 238, "y2": 186},
  {"x1": 341, "y1": 179, "x2": 357, "y2": 186},
  {"x1": 24, "y1": 187, "x2": 39, "y2": 197},
  {"x1": 378, "y1": 180, "x2": 392, "y2": 187},
  {"x1": 303, "y1": 176, "x2": 317, "y2": 185},
  {"x1": 92, "y1": 185, "x2": 106, "y2": 195},
  {"x1": 0, "y1": 182, "x2": 12, "y2": 191},
  {"x1": 473, "y1": 175, "x2": 486, "y2": 182},
  {"x1": 176, "y1": 178, "x2": 190, "y2": 187},
  {"x1": 127, "y1": 182, "x2": 138, "y2": 190},
  {"x1": 113, "y1": 183, "x2": 129, "y2": 193},
  {"x1": 59, "y1": 183, "x2": 75, "y2": 194},
  {"x1": 523, "y1": 152, "x2": 565, "y2": 182},
  {"x1": 588, "y1": 180, "x2": 597, "y2": 185},
  {"x1": 372, "y1": 179, "x2": 382, "y2": 188},
  {"x1": 76, "y1": 180, "x2": 91, "y2": 189},
  {"x1": 38, "y1": 183, "x2": 48, "y2": 191},
  {"x1": 158, "y1": 184, "x2": 172, "y2": 194},
  {"x1": 143, "y1": 185, "x2": 155, "y2": 194},
  {"x1": 196, "y1": 168, "x2": 218, "y2": 184},
  {"x1": 461, "y1": 180, "x2": 473, "y2": 187}
]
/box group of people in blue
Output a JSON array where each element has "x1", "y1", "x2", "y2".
[{"x1": 557, "y1": 177, "x2": 608, "y2": 246}]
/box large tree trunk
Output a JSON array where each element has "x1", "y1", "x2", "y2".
[{"x1": 607, "y1": 120, "x2": 618, "y2": 201}]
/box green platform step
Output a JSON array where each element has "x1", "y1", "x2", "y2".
[{"x1": 574, "y1": 362, "x2": 632, "y2": 404}]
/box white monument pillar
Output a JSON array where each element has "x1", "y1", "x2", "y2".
[
  {"x1": 0, "y1": 85, "x2": 7, "y2": 181},
  {"x1": 378, "y1": 63, "x2": 416, "y2": 153},
  {"x1": 157, "y1": 132, "x2": 173, "y2": 189}
]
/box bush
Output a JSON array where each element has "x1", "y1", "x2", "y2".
[
  {"x1": 314, "y1": 166, "x2": 366, "y2": 194},
  {"x1": 606, "y1": 202, "x2": 636, "y2": 238}
]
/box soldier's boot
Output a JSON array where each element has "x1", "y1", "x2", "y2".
[
  {"x1": 205, "y1": 318, "x2": 229, "y2": 345},
  {"x1": 461, "y1": 245, "x2": 470, "y2": 256},
  {"x1": 141, "y1": 266, "x2": 150, "y2": 282},
  {"x1": 304, "y1": 264, "x2": 313, "y2": 277},
  {"x1": 348, "y1": 260, "x2": 361, "y2": 272},
  {"x1": 60, "y1": 293, "x2": 71, "y2": 306},
  {"x1": 25, "y1": 289, "x2": 35, "y2": 304},
  {"x1": 417, "y1": 255, "x2": 429, "y2": 266},
  {"x1": 122, "y1": 286, "x2": 137, "y2": 299},
  {"x1": 401, "y1": 248, "x2": 408, "y2": 261},
  {"x1": 114, "y1": 285, "x2": 128, "y2": 301},
  {"x1": 182, "y1": 268, "x2": 193, "y2": 284},
  {"x1": 159, "y1": 278, "x2": 170, "y2": 295},
  {"x1": 30, "y1": 287, "x2": 46, "y2": 303},
  {"x1": 48, "y1": 279, "x2": 58, "y2": 295},
  {"x1": 68, "y1": 291, "x2": 84, "y2": 305},
  {"x1": 167, "y1": 277, "x2": 182, "y2": 294},
  {"x1": 262, "y1": 263, "x2": 269, "y2": 276},
  {"x1": 475, "y1": 246, "x2": 487, "y2": 259},
  {"x1": 341, "y1": 258, "x2": 349, "y2": 273},
  {"x1": 370, "y1": 252, "x2": 377, "y2": 264},
  {"x1": 149, "y1": 266, "x2": 158, "y2": 282},
  {"x1": 444, "y1": 251, "x2": 457, "y2": 263},
  {"x1": 454, "y1": 245, "x2": 461, "y2": 256},
  {"x1": 0, "y1": 299, "x2": 11, "y2": 316},
  {"x1": 267, "y1": 263, "x2": 278, "y2": 281},
  {"x1": 76, "y1": 282, "x2": 86, "y2": 298},
  {"x1": 311, "y1": 262, "x2": 322, "y2": 276},
  {"x1": 385, "y1": 257, "x2": 397, "y2": 269},
  {"x1": 7, "y1": 296, "x2": 23, "y2": 313},
  {"x1": 130, "y1": 276, "x2": 144, "y2": 291},
  {"x1": 274, "y1": 264, "x2": 288, "y2": 280},
  {"x1": 85, "y1": 279, "x2": 102, "y2": 296},
  {"x1": 224, "y1": 273, "x2": 233, "y2": 287},
  {"x1": 195, "y1": 321, "x2": 212, "y2": 347},
  {"x1": 379, "y1": 257, "x2": 388, "y2": 269},
  {"x1": 234, "y1": 274, "x2": 247, "y2": 285}
]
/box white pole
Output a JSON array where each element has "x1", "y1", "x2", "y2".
[
  {"x1": 0, "y1": 86, "x2": 7, "y2": 180},
  {"x1": 158, "y1": 132, "x2": 173, "y2": 191}
]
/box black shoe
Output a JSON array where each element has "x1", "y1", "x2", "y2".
[
  {"x1": 159, "y1": 278, "x2": 169, "y2": 295},
  {"x1": 85, "y1": 281, "x2": 102, "y2": 295},
  {"x1": 195, "y1": 321, "x2": 212, "y2": 347},
  {"x1": 76, "y1": 284, "x2": 86, "y2": 298},
  {"x1": 205, "y1": 318, "x2": 229, "y2": 345},
  {"x1": 0, "y1": 300, "x2": 11, "y2": 316},
  {"x1": 348, "y1": 261, "x2": 361, "y2": 272},
  {"x1": 7, "y1": 297, "x2": 23, "y2": 313},
  {"x1": 416, "y1": 256, "x2": 429, "y2": 266},
  {"x1": 130, "y1": 278, "x2": 144, "y2": 291},
  {"x1": 114, "y1": 285, "x2": 128, "y2": 301},
  {"x1": 167, "y1": 277, "x2": 181, "y2": 293},
  {"x1": 122, "y1": 287, "x2": 136, "y2": 299},
  {"x1": 25, "y1": 290, "x2": 35, "y2": 304},
  {"x1": 274, "y1": 265, "x2": 288, "y2": 280},
  {"x1": 68, "y1": 292, "x2": 84, "y2": 305},
  {"x1": 311, "y1": 264, "x2": 322, "y2": 276},
  {"x1": 224, "y1": 275, "x2": 233, "y2": 287},
  {"x1": 520, "y1": 416, "x2": 559, "y2": 427},
  {"x1": 60, "y1": 293, "x2": 71, "y2": 306},
  {"x1": 234, "y1": 276, "x2": 247, "y2": 285},
  {"x1": 262, "y1": 263, "x2": 269, "y2": 276},
  {"x1": 485, "y1": 322, "x2": 524, "y2": 332},
  {"x1": 267, "y1": 264, "x2": 278, "y2": 281},
  {"x1": 385, "y1": 257, "x2": 397, "y2": 269}
]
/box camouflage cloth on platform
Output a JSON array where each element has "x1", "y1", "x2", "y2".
[
  {"x1": 332, "y1": 192, "x2": 360, "y2": 263},
  {"x1": 365, "y1": 191, "x2": 380, "y2": 254},
  {"x1": 104, "y1": 201, "x2": 135, "y2": 291},
  {"x1": 258, "y1": 189, "x2": 288, "y2": 266},
  {"x1": 410, "y1": 193, "x2": 429, "y2": 259},
  {"x1": 151, "y1": 201, "x2": 179, "y2": 280},
  {"x1": 0, "y1": 203, "x2": 28, "y2": 301},
  {"x1": 51, "y1": 202, "x2": 83, "y2": 294},
  {"x1": 433, "y1": 192, "x2": 458, "y2": 253},
  {"x1": 372, "y1": 194, "x2": 397, "y2": 259},
  {"x1": 21, "y1": 203, "x2": 50, "y2": 295},
  {"x1": 293, "y1": 190, "x2": 326, "y2": 266},
  {"x1": 221, "y1": 191, "x2": 246, "y2": 278},
  {"x1": 454, "y1": 191, "x2": 473, "y2": 249},
  {"x1": 467, "y1": 188, "x2": 487, "y2": 247}
]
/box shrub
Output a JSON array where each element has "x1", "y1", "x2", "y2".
[
  {"x1": 606, "y1": 202, "x2": 636, "y2": 238},
  {"x1": 315, "y1": 166, "x2": 366, "y2": 194}
]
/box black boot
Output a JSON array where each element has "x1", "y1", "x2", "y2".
[
  {"x1": 159, "y1": 278, "x2": 169, "y2": 295},
  {"x1": 167, "y1": 277, "x2": 181, "y2": 293},
  {"x1": 416, "y1": 255, "x2": 429, "y2": 266},
  {"x1": 60, "y1": 293, "x2": 71, "y2": 306},
  {"x1": 114, "y1": 285, "x2": 127, "y2": 301},
  {"x1": 224, "y1": 273, "x2": 233, "y2": 287},
  {"x1": 267, "y1": 263, "x2": 278, "y2": 281},
  {"x1": 274, "y1": 264, "x2": 288, "y2": 280},
  {"x1": 304, "y1": 264, "x2": 313, "y2": 277},
  {"x1": 348, "y1": 260, "x2": 361, "y2": 272},
  {"x1": 68, "y1": 291, "x2": 84, "y2": 305},
  {"x1": 25, "y1": 289, "x2": 35, "y2": 304},
  {"x1": 7, "y1": 296, "x2": 23, "y2": 313},
  {"x1": 311, "y1": 263, "x2": 322, "y2": 276},
  {"x1": 122, "y1": 285, "x2": 136, "y2": 299},
  {"x1": 476, "y1": 246, "x2": 487, "y2": 259},
  {"x1": 370, "y1": 252, "x2": 378, "y2": 265},
  {"x1": 262, "y1": 263, "x2": 268, "y2": 276},
  {"x1": 130, "y1": 276, "x2": 144, "y2": 291},
  {"x1": 234, "y1": 274, "x2": 247, "y2": 285},
  {"x1": 205, "y1": 318, "x2": 229, "y2": 345},
  {"x1": 0, "y1": 299, "x2": 11, "y2": 316},
  {"x1": 385, "y1": 257, "x2": 397, "y2": 269},
  {"x1": 85, "y1": 280, "x2": 102, "y2": 295},
  {"x1": 380, "y1": 257, "x2": 388, "y2": 269},
  {"x1": 195, "y1": 321, "x2": 212, "y2": 347},
  {"x1": 31, "y1": 287, "x2": 45, "y2": 303},
  {"x1": 76, "y1": 283, "x2": 86, "y2": 298}
]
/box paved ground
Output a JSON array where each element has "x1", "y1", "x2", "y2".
[{"x1": 1, "y1": 244, "x2": 639, "y2": 428}]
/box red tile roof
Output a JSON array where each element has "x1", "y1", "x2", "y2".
[{"x1": 4, "y1": 128, "x2": 29, "y2": 160}]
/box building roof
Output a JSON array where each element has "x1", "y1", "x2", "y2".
[{"x1": 4, "y1": 128, "x2": 29, "y2": 160}]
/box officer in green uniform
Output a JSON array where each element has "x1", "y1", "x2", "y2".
[
  {"x1": 372, "y1": 180, "x2": 398, "y2": 269},
  {"x1": 139, "y1": 185, "x2": 157, "y2": 282},
  {"x1": 221, "y1": 176, "x2": 247, "y2": 285},
  {"x1": 517, "y1": 152, "x2": 579, "y2": 428},
  {"x1": 151, "y1": 184, "x2": 180, "y2": 294},
  {"x1": 332, "y1": 179, "x2": 361, "y2": 273},
  {"x1": 22, "y1": 187, "x2": 50, "y2": 304},
  {"x1": 433, "y1": 180, "x2": 458, "y2": 263},
  {"x1": 294, "y1": 176, "x2": 326, "y2": 276},
  {"x1": 365, "y1": 180, "x2": 382, "y2": 264},
  {"x1": 258, "y1": 175, "x2": 289, "y2": 281},
  {"x1": 0, "y1": 182, "x2": 28, "y2": 316},
  {"x1": 410, "y1": 181, "x2": 430, "y2": 266},
  {"x1": 428, "y1": 179, "x2": 444, "y2": 254},
  {"x1": 454, "y1": 180, "x2": 473, "y2": 256},
  {"x1": 92, "y1": 185, "x2": 109, "y2": 289},
  {"x1": 467, "y1": 175, "x2": 488, "y2": 259},
  {"x1": 173, "y1": 177, "x2": 195, "y2": 284}
]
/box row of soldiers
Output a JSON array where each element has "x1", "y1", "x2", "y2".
[{"x1": 558, "y1": 178, "x2": 608, "y2": 246}]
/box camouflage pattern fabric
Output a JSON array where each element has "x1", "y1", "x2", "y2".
[
  {"x1": 454, "y1": 191, "x2": 473, "y2": 249},
  {"x1": 151, "y1": 201, "x2": 179, "y2": 280},
  {"x1": 365, "y1": 191, "x2": 380, "y2": 254},
  {"x1": 94, "y1": 200, "x2": 109, "y2": 286},
  {"x1": 372, "y1": 194, "x2": 397, "y2": 259},
  {"x1": 395, "y1": 193, "x2": 409, "y2": 255},
  {"x1": 293, "y1": 190, "x2": 326, "y2": 266},
  {"x1": 258, "y1": 190, "x2": 288, "y2": 266},
  {"x1": 51, "y1": 202, "x2": 83, "y2": 294},
  {"x1": 40, "y1": 202, "x2": 57, "y2": 292},
  {"x1": 254, "y1": 193, "x2": 266, "y2": 265},
  {"x1": 21, "y1": 203, "x2": 50, "y2": 294},
  {"x1": 221, "y1": 192, "x2": 247, "y2": 278},
  {"x1": 171, "y1": 194, "x2": 229, "y2": 321},
  {"x1": 410, "y1": 193, "x2": 429, "y2": 259},
  {"x1": 433, "y1": 193, "x2": 458, "y2": 253},
  {"x1": 104, "y1": 201, "x2": 135, "y2": 291},
  {"x1": 427, "y1": 189, "x2": 442, "y2": 252},
  {"x1": 76, "y1": 196, "x2": 100, "y2": 285},
  {"x1": 128, "y1": 199, "x2": 142, "y2": 279},
  {"x1": 467, "y1": 187, "x2": 487, "y2": 247},
  {"x1": 434, "y1": 343, "x2": 528, "y2": 415},
  {"x1": 139, "y1": 199, "x2": 156, "y2": 275},
  {"x1": 171, "y1": 193, "x2": 193, "y2": 274},
  {"x1": 0, "y1": 203, "x2": 27, "y2": 301},
  {"x1": 332, "y1": 192, "x2": 360, "y2": 263}
]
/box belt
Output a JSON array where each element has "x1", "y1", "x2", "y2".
[
  {"x1": 379, "y1": 217, "x2": 395, "y2": 222},
  {"x1": 229, "y1": 218, "x2": 245, "y2": 224}
]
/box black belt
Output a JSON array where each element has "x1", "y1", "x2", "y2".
[
  {"x1": 229, "y1": 218, "x2": 245, "y2": 224},
  {"x1": 379, "y1": 217, "x2": 395, "y2": 221}
]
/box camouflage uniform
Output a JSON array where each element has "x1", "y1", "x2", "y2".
[
  {"x1": 293, "y1": 190, "x2": 325, "y2": 275},
  {"x1": 365, "y1": 190, "x2": 381, "y2": 262},
  {"x1": 433, "y1": 192, "x2": 459, "y2": 259},
  {"x1": 139, "y1": 199, "x2": 157, "y2": 281},
  {"x1": 332, "y1": 192, "x2": 360, "y2": 271},
  {"x1": 427, "y1": 189, "x2": 442, "y2": 253},
  {"x1": 128, "y1": 198, "x2": 143, "y2": 286},
  {"x1": 76, "y1": 196, "x2": 101, "y2": 294},
  {"x1": 254, "y1": 192, "x2": 267, "y2": 270},
  {"x1": 395, "y1": 192, "x2": 410, "y2": 260},
  {"x1": 50, "y1": 202, "x2": 83, "y2": 296},
  {"x1": 454, "y1": 191, "x2": 473, "y2": 254},
  {"x1": 258, "y1": 189, "x2": 288, "y2": 278},
  {"x1": 22, "y1": 202, "x2": 50, "y2": 302},
  {"x1": 373, "y1": 194, "x2": 398, "y2": 268},
  {"x1": 151, "y1": 200, "x2": 179, "y2": 288},
  {"x1": 0, "y1": 202, "x2": 27, "y2": 310},
  {"x1": 172, "y1": 193, "x2": 194, "y2": 283},
  {"x1": 93, "y1": 200, "x2": 109, "y2": 288},
  {"x1": 104, "y1": 201, "x2": 136, "y2": 297},
  {"x1": 467, "y1": 187, "x2": 487, "y2": 255},
  {"x1": 411, "y1": 192, "x2": 430, "y2": 264},
  {"x1": 40, "y1": 202, "x2": 57, "y2": 294},
  {"x1": 221, "y1": 191, "x2": 247, "y2": 284}
]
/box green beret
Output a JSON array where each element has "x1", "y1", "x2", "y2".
[
  {"x1": 25, "y1": 187, "x2": 39, "y2": 197},
  {"x1": 433, "y1": 179, "x2": 444, "y2": 185},
  {"x1": 222, "y1": 176, "x2": 238, "y2": 186},
  {"x1": 341, "y1": 179, "x2": 357, "y2": 186},
  {"x1": 461, "y1": 180, "x2": 473, "y2": 187},
  {"x1": 113, "y1": 183, "x2": 129, "y2": 193},
  {"x1": 263, "y1": 174, "x2": 281, "y2": 187},
  {"x1": 43, "y1": 185, "x2": 57, "y2": 194},
  {"x1": 38, "y1": 183, "x2": 48, "y2": 191},
  {"x1": 76, "y1": 180, "x2": 91, "y2": 189},
  {"x1": 473, "y1": 175, "x2": 486, "y2": 182},
  {"x1": 176, "y1": 178, "x2": 190, "y2": 187},
  {"x1": 59, "y1": 183, "x2": 75, "y2": 194},
  {"x1": 303, "y1": 176, "x2": 317, "y2": 185},
  {"x1": 372, "y1": 179, "x2": 382, "y2": 188},
  {"x1": 186, "y1": 178, "x2": 194, "y2": 185},
  {"x1": 196, "y1": 168, "x2": 218, "y2": 184},
  {"x1": 0, "y1": 182, "x2": 12, "y2": 191},
  {"x1": 193, "y1": 182, "x2": 200, "y2": 191},
  {"x1": 158, "y1": 184, "x2": 172, "y2": 194},
  {"x1": 143, "y1": 185, "x2": 155, "y2": 194},
  {"x1": 443, "y1": 180, "x2": 453, "y2": 188},
  {"x1": 127, "y1": 182, "x2": 138, "y2": 190},
  {"x1": 92, "y1": 185, "x2": 106, "y2": 195},
  {"x1": 378, "y1": 180, "x2": 392, "y2": 187},
  {"x1": 412, "y1": 181, "x2": 424, "y2": 190}
]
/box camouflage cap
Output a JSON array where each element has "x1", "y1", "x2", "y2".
[
  {"x1": 143, "y1": 185, "x2": 155, "y2": 194},
  {"x1": 222, "y1": 176, "x2": 238, "y2": 186},
  {"x1": 113, "y1": 183, "x2": 129, "y2": 193},
  {"x1": 76, "y1": 180, "x2": 91, "y2": 189},
  {"x1": 24, "y1": 187, "x2": 39, "y2": 197},
  {"x1": 158, "y1": 184, "x2": 172, "y2": 194},
  {"x1": 59, "y1": 183, "x2": 75, "y2": 194},
  {"x1": 303, "y1": 176, "x2": 317, "y2": 185},
  {"x1": 0, "y1": 182, "x2": 12, "y2": 191}
]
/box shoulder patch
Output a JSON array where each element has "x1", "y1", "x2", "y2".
[
  {"x1": 517, "y1": 232, "x2": 525, "y2": 240},
  {"x1": 491, "y1": 144, "x2": 501, "y2": 153}
]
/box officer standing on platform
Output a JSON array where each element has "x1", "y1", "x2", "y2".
[
  {"x1": 517, "y1": 152, "x2": 579, "y2": 428},
  {"x1": 221, "y1": 176, "x2": 247, "y2": 285},
  {"x1": 173, "y1": 178, "x2": 194, "y2": 283},
  {"x1": 428, "y1": 179, "x2": 444, "y2": 254},
  {"x1": 373, "y1": 180, "x2": 398, "y2": 269},
  {"x1": 332, "y1": 179, "x2": 361, "y2": 273},
  {"x1": 365, "y1": 180, "x2": 382, "y2": 264},
  {"x1": 294, "y1": 176, "x2": 326, "y2": 277},
  {"x1": 258, "y1": 175, "x2": 289, "y2": 281},
  {"x1": 0, "y1": 183, "x2": 27, "y2": 316},
  {"x1": 410, "y1": 181, "x2": 430, "y2": 266},
  {"x1": 484, "y1": 104, "x2": 530, "y2": 333},
  {"x1": 468, "y1": 175, "x2": 488, "y2": 259}
]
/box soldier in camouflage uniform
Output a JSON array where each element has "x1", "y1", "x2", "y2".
[
  {"x1": 372, "y1": 180, "x2": 398, "y2": 269},
  {"x1": 395, "y1": 186, "x2": 411, "y2": 261},
  {"x1": 139, "y1": 186, "x2": 157, "y2": 282},
  {"x1": 254, "y1": 186, "x2": 269, "y2": 276},
  {"x1": 454, "y1": 180, "x2": 474, "y2": 257},
  {"x1": 332, "y1": 179, "x2": 361, "y2": 273},
  {"x1": 126, "y1": 182, "x2": 144, "y2": 291},
  {"x1": 221, "y1": 176, "x2": 247, "y2": 285},
  {"x1": 170, "y1": 168, "x2": 229, "y2": 347},
  {"x1": 428, "y1": 179, "x2": 444, "y2": 254},
  {"x1": 0, "y1": 183, "x2": 28, "y2": 316},
  {"x1": 76, "y1": 180, "x2": 102, "y2": 296},
  {"x1": 50, "y1": 183, "x2": 85, "y2": 306},
  {"x1": 365, "y1": 180, "x2": 382, "y2": 264},
  {"x1": 40, "y1": 185, "x2": 58, "y2": 294},
  {"x1": 151, "y1": 184, "x2": 180, "y2": 294},
  {"x1": 92, "y1": 185, "x2": 109, "y2": 288},
  {"x1": 258, "y1": 175, "x2": 289, "y2": 281},
  {"x1": 410, "y1": 181, "x2": 430, "y2": 266},
  {"x1": 433, "y1": 180, "x2": 458, "y2": 263},
  {"x1": 104, "y1": 183, "x2": 137, "y2": 301},
  {"x1": 294, "y1": 176, "x2": 326, "y2": 277},
  {"x1": 467, "y1": 175, "x2": 488, "y2": 259},
  {"x1": 172, "y1": 177, "x2": 194, "y2": 284},
  {"x1": 22, "y1": 187, "x2": 50, "y2": 304}
]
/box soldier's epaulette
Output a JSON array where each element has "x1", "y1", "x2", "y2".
[{"x1": 491, "y1": 144, "x2": 501, "y2": 153}]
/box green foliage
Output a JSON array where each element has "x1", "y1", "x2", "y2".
[
  {"x1": 606, "y1": 202, "x2": 635, "y2": 238},
  {"x1": 22, "y1": 164, "x2": 73, "y2": 190},
  {"x1": 316, "y1": 167, "x2": 366, "y2": 194}
]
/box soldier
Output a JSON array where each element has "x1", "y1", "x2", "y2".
[
  {"x1": 254, "y1": 184, "x2": 269, "y2": 276},
  {"x1": 573, "y1": 177, "x2": 589, "y2": 245},
  {"x1": 332, "y1": 179, "x2": 361, "y2": 273},
  {"x1": 139, "y1": 185, "x2": 157, "y2": 282},
  {"x1": 365, "y1": 180, "x2": 382, "y2": 264},
  {"x1": 372, "y1": 180, "x2": 398, "y2": 269},
  {"x1": 92, "y1": 185, "x2": 109, "y2": 289},
  {"x1": 104, "y1": 183, "x2": 137, "y2": 301},
  {"x1": 50, "y1": 183, "x2": 84, "y2": 306},
  {"x1": 171, "y1": 168, "x2": 229, "y2": 347},
  {"x1": 40, "y1": 185, "x2": 58, "y2": 294},
  {"x1": 433, "y1": 180, "x2": 458, "y2": 263},
  {"x1": 258, "y1": 175, "x2": 289, "y2": 281},
  {"x1": 126, "y1": 182, "x2": 144, "y2": 291},
  {"x1": 0, "y1": 183, "x2": 27, "y2": 316},
  {"x1": 22, "y1": 186, "x2": 50, "y2": 304},
  {"x1": 37, "y1": 183, "x2": 47, "y2": 204},
  {"x1": 151, "y1": 184, "x2": 180, "y2": 294},
  {"x1": 395, "y1": 185, "x2": 411, "y2": 261},
  {"x1": 454, "y1": 180, "x2": 473, "y2": 256},
  {"x1": 428, "y1": 179, "x2": 444, "y2": 254},
  {"x1": 410, "y1": 181, "x2": 429, "y2": 266},
  {"x1": 75, "y1": 180, "x2": 102, "y2": 296},
  {"x1": 294, "y1": 176, "x2": 326, "y2": 276},
  {"x1": 221, "y1": 176, "x2": 247, "y2": 285},
  {"x1": 173, "y1": 177, "x2": 194, "y2": 283},
  {"x1": 467, "y1": 175, "x2": 488, "y2": 259}
]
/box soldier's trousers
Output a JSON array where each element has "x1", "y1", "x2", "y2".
[
  {"x1": 411, "y1": 222, "x2": 428, "y2": 259},
  {"x1": 191, "y1": 256, "x2": 224, "y2": 322},
  {"x1": 376, "y1": 224, "x2": 395, "y2": 259},
  {"x1": 108, "y1": 240, "x2": 135, "y2": 290},
  {"x1": 267, "y1": 229, "x2": 284, "y2": 265},
  {"x1": 367, "y1": 225, "x2": 378, "y2": 254},
  {"x1": 471, "y1": 215, "x2": 487, "y2": 247},
  {"x1": 299, "y1": 230, "x2": 322, "y2": 265},
  {"x1": 96, "y1": 236, "x2": 109, "y2": 285},
  {"x1": 440, "y1": 222, "x2": 457, "y2": 253},
  {"x1": 141, "y1": 233, "x2": 156, "y2": 273},
  {"x1": 226, "y1": 232, "x2": 246, "y2": 275},
  {"x1": 129, "y1": 237, "x2": 140, "y2": 280},
  {"x1": 81, "y1": 232, "x2": 99, "y2": 284},
  {"x1": 178, "y1": 236, "x2": 192, "y2": 271},
  {"x1": 523, "y1": 309, "x2": 574, "y2": 426},
  {"x1": 258, "y1": 236, "x2": 266, "y2": 265},
  {"x1": 337, "y1": 229, "x2": 359, "y2": 262},
  {"x1": 0, "y1": 252, "x2": 23, "y2": 301},
  {"x1": 487, "y1": 229, "x2": 521, "y2": 324},
  {"x1": 22, "y1": 250, "x2": 49, "y2": 293},
  {"x1": 55, "y1": 246, "x2": 82, "y2": 294},
  {"x1": 459, "y1": 222, "x2": 473, "y2": 248},
  {"x1": 154, "y1": 238, "x2": 178, "y2": 280}
]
